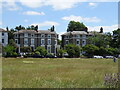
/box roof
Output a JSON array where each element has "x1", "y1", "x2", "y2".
[
  {"x1": 0, "y1": 28, "x2": 7, "y2": 32},
  {"x1": 61, "y1": 31, "x2": 88, "y2": 36},
  {"x1": 14, "y1": 30, "x2": 58, "y2": 35}
]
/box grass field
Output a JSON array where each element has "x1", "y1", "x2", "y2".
[{"x1": 2, "y1": 58, "x2": 118, "y2": 88}]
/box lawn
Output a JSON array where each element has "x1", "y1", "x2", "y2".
[{"x1": 2, "y1": 58, "x2": 118, "y2": 88}]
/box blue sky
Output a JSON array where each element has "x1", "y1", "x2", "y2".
[{"x1": 0, "y1": 0, "x2": 119, "y2": 39}]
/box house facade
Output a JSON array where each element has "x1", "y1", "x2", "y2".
[
  {"x1": 0, "y1": 28, "x2": 8, "y2": 47},
  {"x1": 61, "y1": 31, "x2": 92, "y2": 48},
  {"x1": 13, "y1": 30, "x2": 59, "y2": 55}
]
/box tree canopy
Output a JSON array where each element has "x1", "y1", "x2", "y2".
[{"x1": 67, "y1": 21, "x2": 87, "y2": 32}]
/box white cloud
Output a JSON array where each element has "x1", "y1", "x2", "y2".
[
  {"x1": 88, "y1": 24, "x2": 118, "y2": 33},
  {"x1": 23, "y1": 11, "x2": 45, "y2": 15},
  {"x1": 2, "y1": 0, "x2": 20, "y2": 11},
  {"x1": 62, "y1": 15, "x2": 101, "y2": 23},
  {"x1": 88, "y1": 3, "x2": 97, "y2": 7},
  {"x1": 2, "y1": 0, "x2": 119, "y2": 11},
  {"x1": 31, "y1": 21, "x2": 59, "y2": 27}
]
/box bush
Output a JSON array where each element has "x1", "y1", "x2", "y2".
[{"x1": 65, "y1": 44, "x2": 81, "y2": 58}]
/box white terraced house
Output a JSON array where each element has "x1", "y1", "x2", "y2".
[{"x1": 0, "y1": 28, "x2": 8, "y2": 47}]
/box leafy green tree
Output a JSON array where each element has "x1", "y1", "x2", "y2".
[
  {"x1": 15, "y1": 25, "x2": 25, "y2": 31},
  {"x1": 8, "y1": 28, "x2": 16, "y2": 43},
  {"x1": 65, "y1": 44, "x2": 81, "y2": 58},
  {"x1": 82, "y1": 45, "x2": 99, "y2": 57},
  {"x1": 26, "y1": 25, "x2": 38, "y2": 31},
  {"x1": 4, "y1": 44, "x2": 16, "y2": 56},
  {"x1": 57, "y1": 49, "x2": 65, "y2": 57},
  {"x1": 110, "y1": 29, "x2": 120, "y2": 48},
  {"x1": 88, "y1": 32, "x2": 112, "y2": 48},
  {"x1": 35, "y1": 46, "x2": 47, "y2": 56},
  {"x1": 67, "y1": 21, "x2": 86, "y2": 32}
]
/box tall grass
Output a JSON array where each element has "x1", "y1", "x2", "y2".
[{"x1": 2, "y1": 58, "x2": 118, "y2": 88}]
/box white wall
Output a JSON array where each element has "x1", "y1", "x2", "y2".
[{"x1": 0, "y1": 32, "x2": 8, "y2": 46}]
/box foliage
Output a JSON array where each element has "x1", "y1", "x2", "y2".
[
  {"x1": 3, "y1": 44, "x2": 16, "y2": 56},
  {"x1": 26, "y1": 25, "x2": 38, "y2": 30},
  {"x1": 57, "y1": 49, "x2": 65, "y2": 57},
  {"x1": 67, "y1": 21, "x2": 86, "y2": 32},
  {"x1": 35, "y1": 46, "x2": 47, "y2": 56},
  {"x1": 110, "y1": 28, "x2": 120, "y2": 48},
  {"x1": 50, "y1": 25, "x2": 55, "y2": 32},
  {"x1": 65, "y1": 44, "x2": 81, "y2": 58},
  {"x1": 20, "y1": 47, "x2": 32, "y2": 53},
  {"x1": 7, "y1": 28, "x2": 16, "y2": 43},
  {"x1": 82, "y1": 45, "x2": 99, "y2": 57},
  {"x1": 88, "y1": 33, "x2": 112, "y2": 48},
  {"x1": 15, "y1": 25, "x2": 25, "y2": 31}
]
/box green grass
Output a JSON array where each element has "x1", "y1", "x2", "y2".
[{"x1": 2, "y1": 58, "x2": 118, "y2": 88}]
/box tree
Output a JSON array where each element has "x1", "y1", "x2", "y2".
[
  {"x1": 110, "y1": 29, "x2": 120, "y2": 48},
  {"x1": 99, "y1": 27, "x2": 103, "y2": 33},
  {"x1": 65, "y1": 44, "x2": 81, "y2": 58},
  {"x1": 4, "y1": 44, "x2": 16, "y2": 56},
  {"x1": 15, "y1": 25, "x2": 25, "y2": 31},
  {"x1": 82, "y1": 45, "x2": 99, "y2": 57},
  {"x1": 8, "y1": 28, "x2": 16, "y2": 43},
  {"x1": 88, "y1": 32, "x2": 112, "y2": 48},
  {"x1": 35, "y1": 46, "x2": 47, "y2": 56},
  {"x1": 26, "y1": 25, "x2": 38, "y2": 31},
  {"x1": 57, "y1": 49, "x2": 65, "y2": 57},
  {"x1": 67, "y1": 21, "x2": 86, "y2": 32},
  {"x1": 50, "y1": 25, "x2": 55, "y2": 32}
]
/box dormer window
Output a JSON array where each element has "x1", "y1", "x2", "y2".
[
  {"x1": 48, "y1": 34, "x2": 51, "y2": 38},
  {"x1": 24, "y1": 33, "x2": 28, "y2": 37},
  {"x1": 41, "y1": 34, "x2": 45, "y2": 38}
]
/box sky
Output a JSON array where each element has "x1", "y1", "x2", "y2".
[{"x1": 0, "y1": 0, "x2": 119, "y2": 39}]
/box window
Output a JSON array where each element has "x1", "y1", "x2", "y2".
[
  {"x1": 41, "y1": 34, "x2": 45, "y2": 38},
  {"x1": 24, "y1": 38, "x2": 28, "y2": 45},
  {"x1": 2, "y1": 39, "x2": 4, "y2": 43},
  {"x1": 31, "y1": 34, "x2": 34, "y2": 37},
  {"x1": 31, "y1": 39, "x2": 34, "y2": 45},
  {"x1": 48, "y1": 39, "x2": 51, "y2": 45},
  {"x1": 15, "y1": 34, "x2": 18, "y2": 37},
  {"x1": 82, "y1": 40, "x2": 86, "y2": 46},
  {"x1": 48, "y1": 34, "x2": 51, "y2": 38},
  {"x1": 82, "y1": 35, "x2": 86, "y2": 38},
  {"x1": 2, "y1": 33, "x2": 4, "y2": 36},
  {"x1": 15, "y1": 39, "x2": 18, "y2": 44},
  {"x1": 76, "y1": 40, "x2": 80, "y2": 45},
  {"x1": 66, "y1": 40, "x2": 69, "y2": 44},
  {"x1": 41, "y1": 39, "x2": 45, "y2": 45},
  {"x1": 55, "y1": 40, "x2": 57, "y2": 45},
  {"x1": 76, "y1": 35, "x2": 80, "y2": 38},
  {"x1": 24, "y1": 33, "x2": 28, "y2": 37}
]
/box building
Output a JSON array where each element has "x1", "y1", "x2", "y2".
[
  {"x1": 13, "y1": 29, "x2": 59, "y2": 55},
  {"x1": 0, "y1": 28, "x2": 8, "y2": 47},
  {"x1": 61, "y1": 31, "x2": 93, "y2": 48}
]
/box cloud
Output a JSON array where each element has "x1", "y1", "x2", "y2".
[
  {"x1": 31, "y1": 21, "x2": 59, "y2": 27},
  {"x1": 2, "y1": 0, "x2": 119, "y2": 11},
  {"x1": 23, "y1": 11, "x2": 45, "y2": 15},
  {"x1": 88, "y1": 24, "x2": 118, "y2": 33},
  {"x1": 62, "y1": 15, "x2": 101, "y2": 23},
  {"x1": 88, "y1": 3, "x2": 98, "y2": 7},
  {"x1": 2, "y1": 0, "x2": 20, "y2": 11}
]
